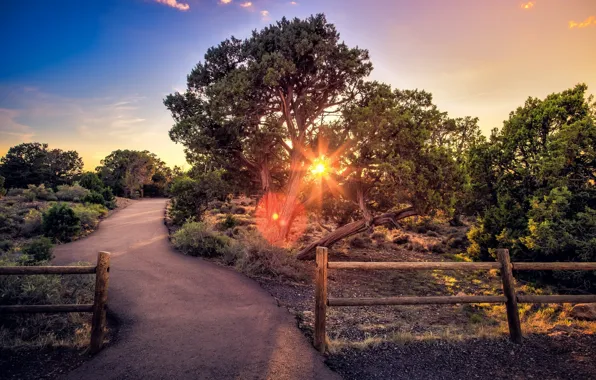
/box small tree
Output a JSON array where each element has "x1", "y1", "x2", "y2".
[
  {"x1": 79, "y1": 172, "x2": 104, "y2": 192},
  {"x1": 169, "y1": 171, "x2": 230, "y2": 224}
]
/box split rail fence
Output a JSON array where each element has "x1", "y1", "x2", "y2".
[
  {"x1": 0, "y1": 251, "x2": 111, "y2": 354},
  {"x1": 314, "y1": 246, "x2": 596, "y2": 352}
]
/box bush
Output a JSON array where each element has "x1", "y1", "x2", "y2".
[
  {"x1": 0, "y1": 239, "x2": 12, "y2": 253},
  {"x1": 6, "y1": 188, "x2": 25, "y2": 197},
  {"x1": 22, "y1": 184, "x2": 57, "y2": 202},
  {"x1": 21, "y1": 237, "x2": 54, "y2": 264},
  {"x1": 232, "y1": 233, "x2": 309, "y2": 282},
  {"x1": 72, "y1": 204, "x2": 108, "y2": 230},
  {"x1": 22, "y1": 209, "x2": 43, "y2": 237},
  {"x1": 169, "y1": 172, "x2": 230, "y2": 224},
  {"x1": 349, "y1": 235, "x2": 372, "y2": 248},
  {"x1": 83, "y1": 191, "x2": 106, "y2": 206},
  {"x1": 218, "y1": 214, "x2": 238, "y2": 230},
  {"x1": 43, "y1": 203, "x2": 81, "y2": 242},
  {"x1": 55, "y1": 184, "x2": 90, "y2": 202},
  {"x1": 172, "y1": 221, "x2": 232, "y2": 257},
  {"x1": 232, "y1": 206, "x2": 246, "y2": 215},
  {"x1": 78, "y1": 172, "x2": 104, "y2": 192}
]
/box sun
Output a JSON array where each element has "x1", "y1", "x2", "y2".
[{"x1": 310, "y1": 158, "x2": 328, "y2": 176}]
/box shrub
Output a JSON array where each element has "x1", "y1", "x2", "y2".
[
  {"x1": 43, "y1": 203, "x2": 81, "y2": 242},
  {"x1": 22, "y1": 209, "x2": 43, "y2": 237},
  {"x1": 392, "y1": 235, "x2": 410, "y2": 245},
  {"x1": 55, "y1": 184, "x2": 90, "y2": 202},
  {"x1": 22, "y1": 184, "x2": 57, "y2": 202},
  {"x1": 21, "y1": 237, "x2": 54, "y2": 264},
  {"x1": 172, "y1": 221, "x2": 232, "y2": 257},
  {"x1": 72, "y1": 204, "x2": 108, "y2": 230},
  {"x1": 218, "y1": 214, "x2": 238, "y2": 230},
  {"x1": 349, "y1": 235, "x2": 372, "y2": 248},
  {"x1": 6, "y1": 188, "x2": 25, "y2": 197},
  {"x1": 169, "y1": 172, "x2": 230, "y2": 224},
  {"x1": 78, "y1": 172, "x2": 104, "y2": 192},
  {"x1": 0, "y1": 239, "x2": 12, "y2": 253},
  {"x1": 83, "y1": 191, "x2": 106, "y2": 206},
  {"x1": 232, "y1": 233, "x2": 309, "y2": 282}
]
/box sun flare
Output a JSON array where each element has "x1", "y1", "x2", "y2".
[{"x1": 310, "y1": 159, "x2": 328, "y2": 176}]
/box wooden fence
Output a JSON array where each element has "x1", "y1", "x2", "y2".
[
  {"x1": 0, "y1": 251, "x2": 111, "y2": 354},
  {"x1": 314, "y1": 246, "x2": 596, "y2": 352}
]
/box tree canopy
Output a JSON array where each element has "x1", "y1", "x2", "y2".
[
  {"x1": 165, "y1": 14, "x2": 372, "y2": 239},
  {"x1": 0, "y1": 143, "x2": 83, "y2": 189},
  {"x1": 467, "y1": 84, "x2": 596, "y2": 289}
]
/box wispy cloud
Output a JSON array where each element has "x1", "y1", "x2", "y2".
[
  {"x1": 569, "y1": 16, "x2": 596, "y2": 29},
  {"x1": 0, "y1": 108, "x2": 35, "y2": 142},
  {"x1": 520, "y1": 1, "x2": 534, "y2": 10},
  {"x1": 260, "y1": 10, "x2": 270, "y2": 20},
  {"x1": 290, "y1": 1, "x2": 298, "y2": 4},
  {"x1": 154, "y1": 0, "x2": 190, "y2": 11},
  {"x1": 219, "y1": 0, "x2": 232, "y2": 4},
  {"x1": 239, "y1": 1, "x2": 252, "y2": 8}
]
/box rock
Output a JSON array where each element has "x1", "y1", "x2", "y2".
[{"x1": 570, "y1": 304, "x2": 596, "y2": 320}]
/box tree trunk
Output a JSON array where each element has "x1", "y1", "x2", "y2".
[
  {"x1": 277, "y1": 152, "x2": 304, "y2": 239},
  {"x1": 296, "y1": 207, "x2": 418, "y2": 260},
  {"x1": 259, "y1": 162, "x2": 275, "y2": 217}
]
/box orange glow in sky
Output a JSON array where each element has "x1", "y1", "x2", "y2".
[{"x1": 521, "y1": 2, "x2": 535, "y2": 10}]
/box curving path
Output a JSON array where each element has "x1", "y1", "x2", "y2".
[{"x1": 54, "y1": 198, "x2": 339, "y2": 380}]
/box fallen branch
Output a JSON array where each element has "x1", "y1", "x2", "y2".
[{"x1": 296, "y1": 207, "x2": 417, "y2": 260}]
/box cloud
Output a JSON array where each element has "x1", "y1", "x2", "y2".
[
  {"x1": 0, "y1": 108, "x2": 35, "y2": 141},
  {"x1": 520, "y1": 1, "x2": 534, "y2": 10},
  {"x1": 239, "y1": 1, "x2": 252, "y2": 8},
  {"x1": 569, "y1": 16, "x2": 596, "y2": 29},
  {"x1": 219, "y1": 0, "x2": 232, "y2": 3},
  {"x1": 154, "y1": 0, "x2": 190, "y2": 11},
  {"x1": 290, "y1": 1, "x2": 298, "y2": 4},
  {"x1": 260, "y1": 10, "x2": 270, "y2": 20}
]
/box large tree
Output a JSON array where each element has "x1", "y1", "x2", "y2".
[
  {"x1": 0, "y1": 143, "x2": 83, "y2": 189},
  {"x1": 297, "y1": 84, "x2": 470, "y2": 258},
  {"x1": 165, "y1": 14, "x2": 372, "y2": 240}
]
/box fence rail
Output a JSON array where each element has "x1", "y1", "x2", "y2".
[
  {"x1": 0, "y1": 251, "x2": 111, "y2": 355},
  {"x1": 314, "y1": 246, "x2": 596, "y2": 353}
]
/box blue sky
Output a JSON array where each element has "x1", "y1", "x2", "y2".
[{"x1": 1, "y1": 0, "x2": 595, "y2": 169}]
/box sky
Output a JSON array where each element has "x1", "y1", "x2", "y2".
[{"x1": 1, "y1": 0, "x2": 595, "y2": 170}]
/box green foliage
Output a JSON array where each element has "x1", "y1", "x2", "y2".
[
  {"x1": 218, "y1": 214, "x2": 238, "y2": 230},
  {"x1": 467, "y1": 84, "x2": 596, "y2": 290},
  {"x1": 78, "y1": 172, "x2": 104, "y2": 192},
  {"x1": 20, "y1": 237, "x2": 54, "y2": 264},
  {"x1": 22, "y1": 184, "x2": 57, "y2": 201},
  {"x1": 0, "y1": 142, "x2": 83, "y2": 189},
  {"x1": 172, "y1": 221, "x2": 232, "y2": 257},
  {"x1": 55, "y1": 184, "x2": 91, "y2": 202},
  {"x1": 83, "y1": 191, "x2": 106, "y2": 206},
  {"x1": 72, "y1": 204, "x2": 108, "y2": 230},
  {"x1": 0, "y1": 239, "x2": 13, "y2": 254},
  {"x1": 97, "y1": 150, "x2": 172, "y2": 198},
  {"x1": 42, "y1": 203, "x2": 81, "y2": 242},
  {"x1": 169, "y1": 172, "x2": 230, "y2": 224}
]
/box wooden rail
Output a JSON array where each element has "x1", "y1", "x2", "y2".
[
  {"x1": 0, "y1": 251, "x2": 111, "y2": 355},
  {"x1": 314, "y1": 247, "x2": 596, "y2": 352}
]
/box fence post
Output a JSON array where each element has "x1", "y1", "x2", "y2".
[
  {"x1": 89, "y1": 251, "x2": 110, "y2": 355},
  {"x1": 314, "y1": 246, "x2": 329, "y2": 353},
  {"x1": 497, "y1": 249, "x2": 522, "y2": 344}
]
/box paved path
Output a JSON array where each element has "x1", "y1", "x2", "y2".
[{"x1": 54, "y1": 199, "x2": 339, "y2": 380}]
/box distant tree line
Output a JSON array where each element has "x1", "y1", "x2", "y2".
[{"x1": 0, "y1": 144, "x2": 174, "y2": 199}]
